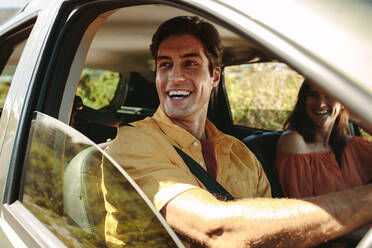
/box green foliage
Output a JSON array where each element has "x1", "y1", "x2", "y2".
[
  {"x1": 0, "y1": 81, "x2": 10, "y2": 108},
  {"x1": 225, "y1": 62, "x2": 304, "y2": 130},
  {"x1": 22, "y1": 120, "x2": 104, "y2": 247},
  {"x1": 23, "y1": 125, "x2": 64, "y2": 214},
  {"x1": 102, "y1": 157, "x2": 178, "y2": 247},
  {"x1": 22, "y1": 117, "x2": 177, "y2": 247},
  {"x1": 361, "y1": 129, "x2": 372, "y2": 142},
  {"x1": 76, "y1": 68, "x2": 120, "y2": 110}
]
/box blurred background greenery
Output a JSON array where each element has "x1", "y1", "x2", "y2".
[
  {"x1": 0, "y1": 81, "x2": 10, "y2": 108},
  {"x1": 225, "y1": 62, "x2": 303, "y2": 131},
  {"x1": 224, "y1": 62, "x2": 372, "y2": 141},
  {"x1": 76, "y1": 68, "x2": 120, "y2": 110},
  {"x1": 23, "y1": 118, "x2": 178, "y2": 247}
]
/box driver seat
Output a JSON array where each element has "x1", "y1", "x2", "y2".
[{"x1": 64, "y1": 142, "x2": 110, "y2": 235}]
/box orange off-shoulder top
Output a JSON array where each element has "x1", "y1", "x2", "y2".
[{"x1": 276, "y1": 136, "x2": 372, "y2": 198}]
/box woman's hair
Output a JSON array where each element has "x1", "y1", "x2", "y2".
[
  {"x1": 284, "y1": 79, "x2": 350, "y2": 162},
  {"x1": 150, "y1": 16, "x2": 223, "y2": 76}
]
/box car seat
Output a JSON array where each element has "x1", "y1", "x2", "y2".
[
  {"x1": 241, "y1": 132, "x2": 284, "y2": 198},
  {"x1": 117, "y1": 71, "x2": 159, "y2": 124},
  {"x1": 64, "y1": 142, "x2": 110, "y2": 236}
]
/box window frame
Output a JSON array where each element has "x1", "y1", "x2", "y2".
[
  {"x1": 0, "y1": 7, "x2": 61, "y2": 248},
  {"x1": 15, "y1": 111, "x2": 185, "y2": 247},
  {"x1": 0, "y1": 17, "x2": 38, "y2": 204}
]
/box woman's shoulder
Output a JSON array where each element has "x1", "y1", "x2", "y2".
[{"x1": 276, "y1": 130, "x2": 309, "y2": 155}]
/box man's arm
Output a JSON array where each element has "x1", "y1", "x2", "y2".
[
  {"x1": 348, "y1": 110, "x2": 372, "y2": 136},
  {"x1": 161, "y1": 185, "x2": 372, "y2": 248}
]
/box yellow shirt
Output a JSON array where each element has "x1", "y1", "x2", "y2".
[{"x1": 106, "y1": 107, "x2": 271, "y2": 212}]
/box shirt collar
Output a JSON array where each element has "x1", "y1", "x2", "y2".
[
  {"x1": 152, "y1": 107, "x2": 196, "y2": 149},
  {"x1": 152, "y1": 107, "x2": 226, "y2": 149}
]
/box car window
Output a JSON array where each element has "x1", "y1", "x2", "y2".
[
  {"x1": 0, "y1": 39, "x2": 27, "y2": 113},
  {"x1": 76, "y1": 68, "x2": 121, "y2": 110},
  {"x1": 224, "y1": 62, "x2": 304, "y2": 131},
  {"x1": 20, "y1": 112, "x2": 183, "y2": 247},
  {"x1": 80, "y1": 6, "x2": 162, "y2": 123},
  {"x1": 361, "y1": 129, "x2": 372, "y2": 142}
]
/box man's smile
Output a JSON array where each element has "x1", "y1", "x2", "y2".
[{"x1": 167, "y1": 90, "x2": 192, "y2": 99}]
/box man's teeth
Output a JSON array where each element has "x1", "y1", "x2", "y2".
[{"x1": 168, "y1": 90, "x2": 190, "y2": 97}]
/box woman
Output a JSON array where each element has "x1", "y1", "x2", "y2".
[{"x1": 275, "y1": 80, "x2": 372, "y2": 198}]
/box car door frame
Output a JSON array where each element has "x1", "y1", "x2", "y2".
[{"x1": 0, "y1": 1, "x2": 74, "y2": 246}]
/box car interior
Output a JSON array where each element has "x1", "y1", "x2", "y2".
[
  {"x1": 60, "y1": 4, "x2": 287, "y2": 198},
  {"x1": 60, "y1": 3, "x2": 366, "y2": 200},
  {"x1": 51, "y1": 5, "x2": 289, "y2": 242}
]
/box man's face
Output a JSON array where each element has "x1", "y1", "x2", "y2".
[{"x1": 155, "y1": 34, "x2": 220, "y2": 121}]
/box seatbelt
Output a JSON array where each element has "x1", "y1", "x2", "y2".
[
  {"x1": 173, "y1": 146, "x2": 234, "y2": 201},
  {"x1": 124, "y1": 123, "x2": 234, "y2": 201}
]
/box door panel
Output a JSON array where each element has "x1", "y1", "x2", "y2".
[{"x1": 11, "y1": 111, "x2": 183, "y2": 247}]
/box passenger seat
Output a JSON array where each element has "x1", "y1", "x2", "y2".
[{"x1": 242, "y1": 132, "x2": 284, "y2": 198}]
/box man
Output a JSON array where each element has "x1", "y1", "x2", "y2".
[{"x1": 106, "y1": 16, "x2": 372, "y2": 247}]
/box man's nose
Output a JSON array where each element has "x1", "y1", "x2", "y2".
[{"x1": 169, "y1": 65, "x2": 185, "y2": 83}]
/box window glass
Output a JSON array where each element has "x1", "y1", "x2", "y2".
[
  {"x1": 0, "y1": 40, "x2": 27, "y2": 109},
  {"x1": 76, "y1": 68, "x2": 121, "y2": 110},
  {"x1": 21, "y1": 112, "x2": 182, "y2": 247},
  {"x1": 361, "y1": 129, "x2": 372, "y2": 142},
  {"x1": 224, "y1": 62, "x2": 304, "y2": 131}
]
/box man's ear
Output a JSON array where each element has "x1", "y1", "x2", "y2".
[{"x1": 212, "y1": 67, "x2": 221, "y2": 87}]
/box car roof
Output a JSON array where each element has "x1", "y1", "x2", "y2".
[
  {"x1": 218, "y1": 0, "x2": 372, "y2": 94},
  {"x1": 0, "y1": 0, "x2": 33, "y2": 24}
]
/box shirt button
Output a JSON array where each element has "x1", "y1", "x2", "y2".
[{"x1": 193, "y1": 142, "x2": 198, "y2": 147}]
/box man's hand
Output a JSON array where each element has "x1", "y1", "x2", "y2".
[{"x1": 161, "y1": 185, "x2": 372, "y2": 248}]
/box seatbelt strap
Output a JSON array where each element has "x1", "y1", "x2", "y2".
[
  {"x1": 124, "y1": 123, "x2": 234, "y2": 200},
  {"x1": 173, "y1": 146, "x2": 234, "y2": 201}
]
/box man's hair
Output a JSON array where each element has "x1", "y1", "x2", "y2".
[
  {"x1": 284, "y1": 79, "x2": 350, "y2": 163},
  {"x1": 150, "y1": 16, "x2": 223, "y2": 75}
]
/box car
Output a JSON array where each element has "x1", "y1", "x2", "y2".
[{"x1": 0, "y1": 0, "x2": 371, "y2": 247}]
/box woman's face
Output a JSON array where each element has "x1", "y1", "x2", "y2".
[{"x1": 305, "y1": 86, "x2": 342, "y2": 130}]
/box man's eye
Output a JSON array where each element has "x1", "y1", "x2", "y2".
[
  {"x1": 159, "y1": 62, "x2": 171, "y2": 68},
  {"x1": 185, "y1": 60, "x2": 198, "y2": 67}
]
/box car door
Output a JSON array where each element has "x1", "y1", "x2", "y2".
[
  {"x1": 0, "y1": 0, "x2": 187, "y2": 246},
  {"x1": 0, "y1": 4, "x2": 39, "y2": 247},
  {"x1": 17, "y1": 111, "x2": 183, "y2": 247}
]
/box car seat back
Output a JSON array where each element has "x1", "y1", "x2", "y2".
[
  {"x1": 242, "y1": 132, "x2": 284, "y2": 198},
  {"x1": 64, "y1": 142, "x2": 109, "y2": 236}
]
